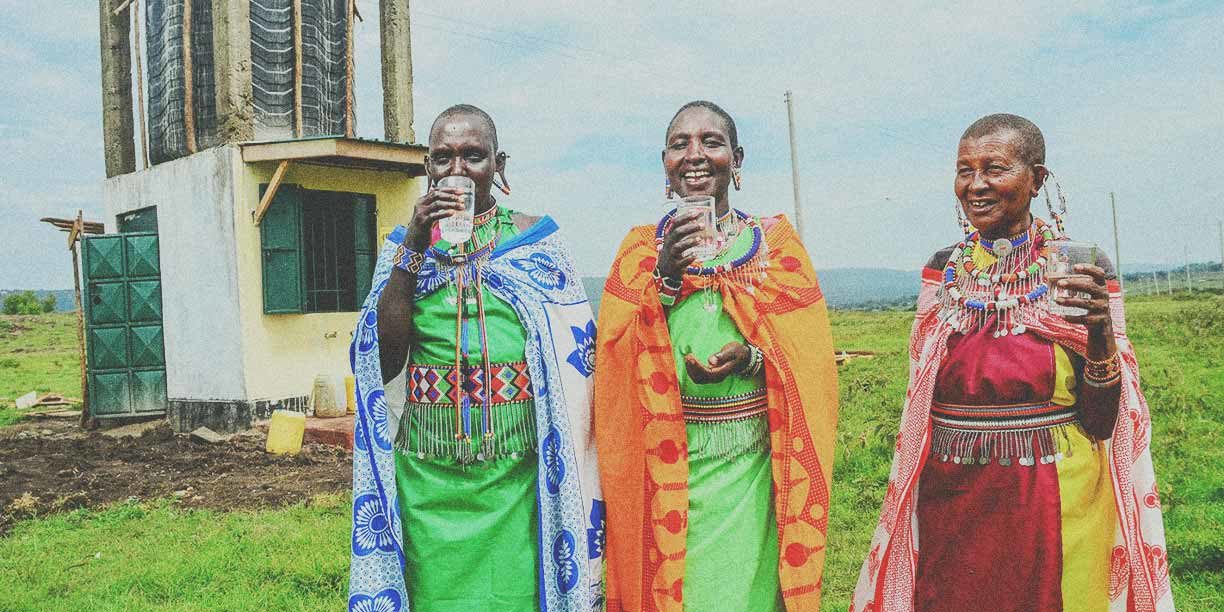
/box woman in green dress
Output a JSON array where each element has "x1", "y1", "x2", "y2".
[
  {"x1": 349, "y1": 105, "x2": 604, "y2": 612},
  {"x1": 596, "y1": 101, "x2": 839, "y2": 612}
]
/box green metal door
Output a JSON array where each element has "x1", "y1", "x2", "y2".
[{"x1": 82, "y1": 230, "x2": 167, "y2": 417}]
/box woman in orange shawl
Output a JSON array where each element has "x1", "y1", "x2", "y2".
[{"x1": 595, "y1": 101, "x2": 839, "y2": 612}]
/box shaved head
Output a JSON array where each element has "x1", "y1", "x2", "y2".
[
  {"x1": 430, "y1": 104, "x2": 498, "y2": 150},
  {"x1": 961, "y1": 113, "x2": 1045, "y2": 166}
]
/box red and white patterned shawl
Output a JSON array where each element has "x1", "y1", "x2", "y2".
[{"x1": 850, "y1": 267, "x2": 1174, "y2": 612}]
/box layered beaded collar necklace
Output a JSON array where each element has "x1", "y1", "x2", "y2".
[
  {"x1": 939, "y1": 218, "x2": 1056, "y2": 337},
  {"x1": 655, "y1": 208, "x2": 766, "y2": 276},
  {"x1": 655, "y1": 207, "x2": 771, "y2": 311},
  {"x1": 428, "y1": 203, "x2": 502, "y2": 266}
]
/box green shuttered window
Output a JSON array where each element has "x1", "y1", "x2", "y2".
[{"x1": 259, "y1": 184, "x2": 377, "y2": 314}]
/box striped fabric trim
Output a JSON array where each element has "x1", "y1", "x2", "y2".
[
  {"x1": 407, "y1": 361, "x2": 533, "y2": 406},
  {"x1": 681, "y1": 388, "x2": 769, "y2": 423},
  {"x1": 931, "y1": 400, "x2": 1078, "y2": 432}
]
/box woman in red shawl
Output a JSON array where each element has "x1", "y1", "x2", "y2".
[{"x1": 851, "y1": 114, "x2": 1174, "y2": 612}]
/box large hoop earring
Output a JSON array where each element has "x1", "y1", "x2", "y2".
[
  {"x1": 732, "y1": 167, "x2": 742, "y2": 191},
  {"x1": 493, "y1": 153, "x2": 512, "y2": 196}
]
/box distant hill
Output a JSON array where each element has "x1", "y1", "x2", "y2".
[
  {"x1": 0, "y1": 289, "x2": 76, "y2": 312},
  {"x1": 580, "y1": 267, "x2": 920, "y2": 313}
]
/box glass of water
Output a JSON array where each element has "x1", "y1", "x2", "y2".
[
  {"x1": 1044, "y1": 239, "x2": 1098, "y2": 317},
  {"x1": 673, "y1": 195, "x2": 717, "y2": 262},
  {"x1": 436, "y1": 175, "x2": 476, "y2": 244}
]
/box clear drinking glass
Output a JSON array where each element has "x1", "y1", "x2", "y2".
[
  {"x1": 1044, "y1": 239, "x2": 1098, "y2": 317},
  {"x1": 436, "y1": 175, "x2": 476, "y2": 244},
  {"x1": 673, "y1": 195, "x2": 717, "y2": 262}
]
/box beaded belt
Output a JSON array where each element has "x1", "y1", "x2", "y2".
[
  {"x1": 930, "y1": 400, "x2": 1079, "y2": 466},
  {"x1": 407, "y1": 361, "x2": 533, "y2": 406},
  {"x1": 930, "y1": 400, "x2": 1078, "y2": 432},
  {"x1": 681, "y1": 388, "x2": 769, "y2": 423}
]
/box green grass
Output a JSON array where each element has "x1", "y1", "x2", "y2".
[
  {"x1": 0, "y1": 313, "x2": 81, "y2": 425},
  {"x1": 1, "y1": 297, "x2": 1220, "y2": 610},
  {"x1": 0, "y1": 495, "x2": 350, "y2": 611}
]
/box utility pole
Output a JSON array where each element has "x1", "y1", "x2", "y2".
[
  {"x1": 1185, "y1": 244, "x2": 1193, "y2": 292},
  {"x1": 784, "y1": 91, "x2": 805, "y2": 244},
  {"x1": 1218, "y1": 219, "x2": 1223, "y2": 275},
  {"x1": 1110, "y1": 192, "x2": 1122, "y2": 290},
  {"x1": 1166, "y1": 270, "x2": 1173, "y2": 295},
  {"x1": 1151, "y1": 271, "x2": 1159, "y2": 296}
]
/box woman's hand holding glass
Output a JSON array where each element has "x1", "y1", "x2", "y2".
[
  {"x1": 655, "y1": 209, "x2": 707, "y2": 282},
  {"x1": 1053, "y1": 264, "x2": 1114, "y2": 337},
  {"x1": 404, "y1": 187, "x2": 466, "y2": 252}
]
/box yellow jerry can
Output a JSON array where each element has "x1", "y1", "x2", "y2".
[{"x1": 266, "y1": 409, "x2": 306, "y2": 455}]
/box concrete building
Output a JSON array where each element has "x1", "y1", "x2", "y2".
[{"x1": 91, "y1": 0, "x2": 421, "y2": 432}]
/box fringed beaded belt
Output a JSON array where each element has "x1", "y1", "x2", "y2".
[
  {"x1": 930, "y1": 400, "x2": 1080, "y2": 466},
  {"x1": 401, "y1": 362, "x2": 536, "y2": 463},
  {"x1": 407, "y1": 361, "x2": 534, "y2": 406},
  {"x1": 681, "y1": 388, "x2": 769, "y2": 423}
]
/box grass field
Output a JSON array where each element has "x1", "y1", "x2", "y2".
[
  {"x1": 0, "y1": 313, "x2": 81, "y2": 427},
  {"x1": 1, "y1": 295, "x2": 1221, "y2": 610}
]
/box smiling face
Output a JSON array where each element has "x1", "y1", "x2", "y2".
[
  {"x1": 663, "y1": 107, "x2": 743, "y2": 215},
  {"x1": 426, "y1": 115, "x2": 502, "y2": 211},
  {"x1": 955, "y1": 128, "x2": 1044, "y2": 239}
]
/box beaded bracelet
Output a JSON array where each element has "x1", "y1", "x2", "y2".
[
  {"x1": 1084, "y1": 352, "x2": 1121, "y2": 382},
  {"x1": 1083, "y1": 372, "x2": 1121, "y2": 389},
  {"x1": 392, "y1": 242, "x2": 425, "y2": 275},
  {"x1": 741, "y1": 344, "x2": 764, "y2": 377},
  {"x1": 653, "y1": 267, "x2": 682, "y2": 307}
]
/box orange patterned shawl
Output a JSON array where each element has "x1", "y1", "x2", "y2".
[{"x1": 594, "y1": 215, "x2": 839, "y2": 612}]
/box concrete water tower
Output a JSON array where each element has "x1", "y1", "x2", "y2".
[{"x1": 92, "y1": 0, "x2": 426, "y2": 432}]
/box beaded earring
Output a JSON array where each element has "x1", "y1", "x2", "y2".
[
  {"x1": 1040, "y1": 168, "x2": 1068, "y2": 238},
  {"x1": 955, "y1": 202, "x2": 973, "y2": 238},
  {"x1": 664, "y1": 178, "x2": 673, "y2": 199},
  {"x1": 732, "y1": 166, "x2": 742, "y2": 191}
]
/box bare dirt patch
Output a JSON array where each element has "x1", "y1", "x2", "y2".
[{"x1": 0, "y1": 418, "x2": 351, "y2": 534}]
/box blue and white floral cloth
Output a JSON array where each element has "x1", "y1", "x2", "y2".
[{"x1": 349, "y1": 217, "x2": 605, "y2": 612}]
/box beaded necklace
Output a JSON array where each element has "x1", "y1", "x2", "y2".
[
  {"x1": 427, "y1": 204, "x2": 505, "y2": 441},
  {"x1": 939, "y1": 218, "x2": 1055, "y2": 337},
  {"x1": 655, "y1": 208, "x2": 770, "y2": 310}
]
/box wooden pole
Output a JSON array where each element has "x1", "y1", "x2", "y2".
[
  {"x1": 71, "y1": 212, "x2": 90, "y2": 428},
  {"x1": 132, "y1": 0, "x2": 149, "y2": 168},
  {"x1": 784, "y1": 90, "x2": 805, "y2": 244},
  {"x1": 345, "y1": 0, "x2": 356, "y2": 138},
  {"x1": 182, "y1": 0, "x2": 197, "y2": 153},
  {"x1": 1110, "y1": 192, "x2": 1121, "y2": 290},
  {"x1": 253, "y1": 160, "x2": 292, "y2": 224},
  {"x1": 293, "y1": 0, "x2": 304, "y2": 138}
]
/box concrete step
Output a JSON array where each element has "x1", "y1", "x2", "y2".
[{"x1": 304, "y1": 414, "x2": 354, "y2": 451}]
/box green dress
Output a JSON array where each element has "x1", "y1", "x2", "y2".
[
  {"x1": 393, "y1": 208, "x2": 539, "y2": 612},
  {"x1": 667, "y1": 224, "x2": 785, "y2": 612}
]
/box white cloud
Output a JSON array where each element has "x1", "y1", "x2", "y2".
[{"x1": 3, "y1": 1, "x2": 1223, "y2": 289}]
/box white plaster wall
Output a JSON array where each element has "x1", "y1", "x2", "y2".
[{"x1": 101, "y1": 146, "x2": 247, "y2": 401}]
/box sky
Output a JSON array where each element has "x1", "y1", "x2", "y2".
[{"x1": 2, "y1": 1, "x2": 1223, "y2": 288}]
